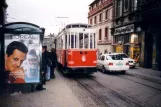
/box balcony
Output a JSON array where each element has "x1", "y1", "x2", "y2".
[{"x1": 88, "y1": 0, "x2": 113, "y2": 17}]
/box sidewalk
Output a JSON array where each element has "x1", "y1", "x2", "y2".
[
  {"x1": 127, "y1": 67, "x2": 161, "y2": 83},
  {"x1": 0, "y1": 70, "x2": 83, "y2": 107}
]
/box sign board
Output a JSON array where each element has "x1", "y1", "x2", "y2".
[
  {"x1": 5, "y1": 34, "x2": 40, "y2": 84},
  {"x1": 114, "y1": 24, "x2": 134, "y2": 35}
]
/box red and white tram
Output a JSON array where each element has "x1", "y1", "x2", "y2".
[{"x1": 56, "y1": 23, "x2": 97, "y2": 74}]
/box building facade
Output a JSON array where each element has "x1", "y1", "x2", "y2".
[
  {"x1": 140, "y1": 0, "x2": 161, "y2": 70},
  {"x1": 111, "y1": 0, "x2": 142, "y2": 63},
  {"x1": 43, "y1": 34, "x2": 55, "y2": 51},
  {"x1": 88, "y1": 0, "x2": 114, "y2": 54}
]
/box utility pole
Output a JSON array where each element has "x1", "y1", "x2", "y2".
[{"x1": 56, "y1": 17, "x2": 69, "y2": 32}]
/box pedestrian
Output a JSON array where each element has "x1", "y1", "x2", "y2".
[
  {"x1": 104, "y1": 49, "x2": 108, "y2": 54},
  {"x1": 49, "y1": 48, "x2": 57, "y2": 78},
  {"x1": 36, "y1": 46, "x2": 48, "y2": 90}
]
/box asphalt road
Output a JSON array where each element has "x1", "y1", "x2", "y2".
[{"x1": 61, "y1": 69, "x2": 161, "y2": 107}]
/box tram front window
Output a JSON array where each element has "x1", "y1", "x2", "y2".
[
  {"x1": 84, "y1": 33, "x2": 89, "y2": 49},
  {"x1": 71, "y1": 35, "x2": 74, "y2": 48},
  {"x1": 90, "y1": 33, "x2": 93, "y2": 49},
  {"x1": 79, "y1": 33, "x2": 83, "y2": 48}
]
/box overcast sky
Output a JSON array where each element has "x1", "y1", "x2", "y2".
[{"x1": 6, "y1": 0, "x2": 94, "y2": 35}]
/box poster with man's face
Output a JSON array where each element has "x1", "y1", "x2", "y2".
[{"x1": 5, "y1": 34, "x2": 40, "y2": 84}]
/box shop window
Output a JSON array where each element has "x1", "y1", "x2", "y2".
[{"x1": 131, "y1": 34, "x2": 138, "y2": 43}]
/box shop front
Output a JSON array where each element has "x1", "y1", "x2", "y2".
[{"x1": 113, "y1": 24, "x2": 141, "y2": 62}]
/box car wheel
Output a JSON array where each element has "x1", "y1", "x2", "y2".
[
  {"x1": 102, "y1": 66, "x2": 106, "y2": 74},
  {"x1": 121, "y1": 70, "x2": 126, "y2": 74}
]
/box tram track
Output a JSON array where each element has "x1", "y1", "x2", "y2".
[
  {"x1": 59, "y1": 69, "x2": 157, "y2": 107},
  {"x1": 74, "y1": 75, "x2": 148, "y2": 107},
  {"x1": 59, "y1": 72, "x2": 108, "y2": 107},
  {"x1": 98, "y1": 70, "x2": 161, "y2": 91},
  {"x1": 126, "y1": 72, "x2": 161, "y2": 84},
  {"x1": 116, "y1": 74, "x2": 161, "y2": 92}
]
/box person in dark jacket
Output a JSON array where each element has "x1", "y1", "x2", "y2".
[
  {"x1": 36, "y1": 46, "x2": 48, "y2": 90},
  {"x1": 49, "y1": 48, "x2": 57, "y2": 78}
]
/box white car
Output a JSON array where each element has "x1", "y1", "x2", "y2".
[
  {"x1": 97, "y1": 54, "x2": 130, "y2": 74},
  {"x1": 113, "y1": 53, "x2": 136, "y2": 68}
]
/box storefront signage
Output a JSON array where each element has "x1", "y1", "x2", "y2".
[{"x1": 114, "y1": 24, "x2": 134, "y2": 35}]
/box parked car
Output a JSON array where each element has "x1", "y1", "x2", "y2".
[
  {"x1": 97, "y1": 54, "x2": 130, "y2": 74},
  {"x1": 113, "y1": 53, "x2": 136, "y2": 68}
]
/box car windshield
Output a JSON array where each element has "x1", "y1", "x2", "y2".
[
  {"x1": 108, "y1": 55, "x2": 123, "y2": 60},
  {"x1": 119, "y1": 54, "x2": 129, "y2": 58}
]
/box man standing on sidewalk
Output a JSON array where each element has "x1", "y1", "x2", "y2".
[
  {"x1": 36, "y1": 46, "x2": 48, "y2": 90},
  {"x1": 49, "y1": 48, "x2": 57, "y2": 78}
]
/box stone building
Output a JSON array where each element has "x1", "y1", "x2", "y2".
[{"x1": 88, "y1": 0, "x2": 114, "y2": 54}]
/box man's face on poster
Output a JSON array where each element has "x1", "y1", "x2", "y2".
[{"x1": 5, "y1": 49, "x2": 26, "y2": 72}]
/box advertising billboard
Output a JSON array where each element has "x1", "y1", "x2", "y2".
[{"x1": 4, "y1": 34, "x2": 40, "y2": 84}]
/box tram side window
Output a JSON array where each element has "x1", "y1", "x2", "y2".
[
  {"x1": 71, "y1": 35, "x2": 74, "y2": 48},
  {"x1": 61, "y1": 36, "x2": 63, "y2": 49},
  {"x1": 75, "y1": 34, "x2": 77, "y2": 48},
  {"x1": 65, "y1": 35, "x2": 67, "y2": 49},
  {"x1": 90, "y1": 33, "x2": 93, "y2": 49},
  {"x1": 68, "y1": 35, "x2": 70, "y2": 48},
  {"x1": 94, "y1": 33, "x2": 96, "y2": 48},
  {"x1": 84, "y1": 33, "x2": 89, "y2": 49},
  {"x1": 76, "y1": 33, "x2": 79, "y2": 49},
  {"x1": 79, "y1": 33, "x2": 83, "y2": 48}
]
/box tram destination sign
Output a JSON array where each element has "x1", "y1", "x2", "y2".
[{"x1": 114, "y1": 24, "x2": 134, "y2": 35}]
